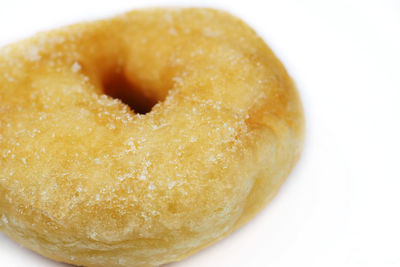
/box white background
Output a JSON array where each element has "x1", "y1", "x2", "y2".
[{"x1": 1, "y1": 0, "x2": 399, "y2": 266}]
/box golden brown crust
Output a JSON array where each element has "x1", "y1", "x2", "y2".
[{"x1": 0, "y1": 8, "x2": 304, "y2": 267}]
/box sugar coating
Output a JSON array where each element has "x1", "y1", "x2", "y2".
[
  {"x1": 71, "y1": 61, "x2": 81, "y2": 73},
  {"x1": 0, "y1": 8, "x2": 304, "y2": 267}
]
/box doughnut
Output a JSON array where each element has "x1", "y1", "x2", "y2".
[{"x1": 0, "y1": 8, "x2": 304, "y2": 267}]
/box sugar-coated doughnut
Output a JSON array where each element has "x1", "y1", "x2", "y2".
[{"x1": 0, "y1": 8, "x2": 304, "y2": 267}]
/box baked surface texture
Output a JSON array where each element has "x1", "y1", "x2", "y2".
[{"x1": 0, "y1": 8, "x2": 304, "y2": 267}]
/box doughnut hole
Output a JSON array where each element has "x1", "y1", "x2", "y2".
[{"x1": 102, "y1": 69, "x2": 159, "y2": 114}]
